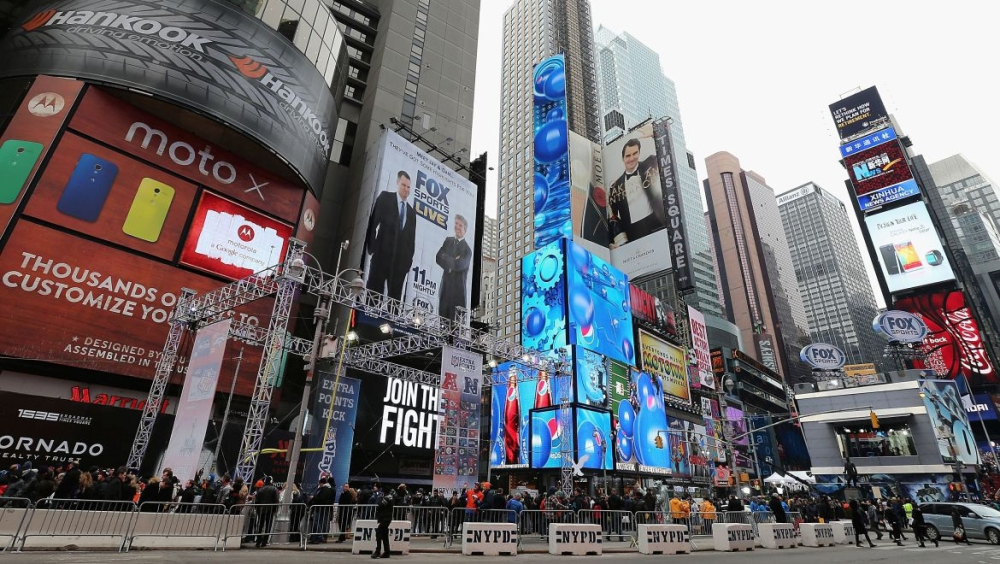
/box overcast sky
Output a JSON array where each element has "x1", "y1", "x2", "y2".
[{"x1": 469, "y1": 0, "x2": 1000, "y2": 308}]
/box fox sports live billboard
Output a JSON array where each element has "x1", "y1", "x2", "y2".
[{"x1": 358, "y1": 130, "x2": 479, "y2": 323}]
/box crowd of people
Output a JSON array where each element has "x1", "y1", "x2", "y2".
[{"x1": 2, "y1": 461, "x2": 993, "y2": 550}]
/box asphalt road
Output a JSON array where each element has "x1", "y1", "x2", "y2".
[{"x1": 5, "y1": 542, "x2": 997, "y2": 564}]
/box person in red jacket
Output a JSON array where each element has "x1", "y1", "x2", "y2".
[{"x1": 465, "y1": 482, "x2": 484, "y2": 522}]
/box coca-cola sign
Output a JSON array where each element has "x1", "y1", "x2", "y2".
[{"x1": 894, "y1": 290, "x2": 997, "y2": 386}]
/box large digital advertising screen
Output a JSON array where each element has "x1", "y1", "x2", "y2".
[
  {"x1": 0, "y1": 391, "x2": 171, "y2": 472},
  {"x1": 576, "y1": 407, "x2": 612, "y2": 471},
  {"x1": 575, "y1": 346, "x2": 608, "y2": 407},
  {"x1": 629, "y1": 283, "x2": 676, "y2": 337},
  {"x1": 568, "y1": 130, "x2": 610, "y2": 258},
  {"x1": 844, "y1": 138, "x2": 919, "y2": 211},
  {"x1": 652, "y1": 117, "x2": 693, "y2": 290},
  {"x1": 0, "y1": 0, "x2": 338, "y2": 194},
  {"x1": 638, "y1": 330, "x2": 690, "y2": 404},
  {"x1": 489, "y1": 359, "x2": 572, "y2": 468},
  {"x1": 23, "y1": 132, "x2": 199, "y2": 262},
  {"x1": 566, "y1": 240, "x2": 635, "y2": 365},
  {"x1": 920, "y1": 379, "x2": 981, "y2": 466},
  {"x1": 613, "y1": 368, "x2": 671, "y2": 474},
  {"x1": 866, "y1": 202, "x2": 956, "y2": 293},
  {"x1": 895, "y1": 290, "x2": 996, "y2": 386},
  {"x1": 688, "y1": 306, "x2": 714, "y2": 390},
  {"x1": 0, "y1": 76, "x2": 85, "y2": 238},
  {"x1": 434, "y1": 346, "x2": 483, "y2": 491},
  {"x1": 532, "y1": 55, "x2": 570, "y2": 250},
  {"x1": 70, "y1": 88, "x2": 307, "y2": 224},
  {"x1": 828, "y1": 86, "x2": 889, "y2": 141},
  {"x1": 0, "y1": 220, "x2": 265, "y2": 395},
  {"x1": 529, "y1": 407, "x2": 564, "y2": 469},
  {"x1": 358, "y1": 130, "x2": 479, "y2": 323},
  {"x1": 522, "y1": 239, "x2": 568, "y2": 351},
  {"x1": 603, "y1": 123, "x2": 673, "y2": 278},
  {"x1": 354, "y1": 375, "x2": 441, "y2": 456},
  {"x1": 180, "y1": 191, "x2": 293, "y2": 280}
]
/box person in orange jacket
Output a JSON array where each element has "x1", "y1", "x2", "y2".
[{"x1": 701, "y1": 498, "x2": 717, "y2": 534}]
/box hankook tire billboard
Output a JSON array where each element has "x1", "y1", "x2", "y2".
[{"x1": 0, "y1": 0, "x2": 338, "y2": 194}]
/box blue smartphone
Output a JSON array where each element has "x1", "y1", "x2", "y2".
[{"x1": 56, "y1": 153, "x2": 118, "y2": 222}]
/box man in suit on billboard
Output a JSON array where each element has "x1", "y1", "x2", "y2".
[
  {"x1": 365, "y1": 170, "x2": 417, "y2": 301},
  {"x1": 435, "y1": 214, "x2": 472, "y2": 322},
  {"x1": 608, "y1": 138, "x2": 664, "y2": 247}
]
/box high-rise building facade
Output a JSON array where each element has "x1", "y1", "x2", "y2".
[
  {"x1": 593, "y1": 27, "x2": 722, "y2": 320},
  {"x1": 777, "y1": 182, "x2": 885, "y2": 370},
  {"x1": 479, "y1": 216, "x2": 499, "y2": 326},
  {"x1": 704, "y1": 152, "x2": 811, "y2": 384},
  {"x1": 494, "y1": 0, "x2": 601, "y2": 341}
]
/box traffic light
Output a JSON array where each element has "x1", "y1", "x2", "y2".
[
  {"x1": 654, "y1": 435, "x2": 664, "y2": 449},
  {"x1": 870, "y1": 410, "x2": 880, "y2": 429}
]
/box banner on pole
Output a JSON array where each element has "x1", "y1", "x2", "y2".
[
  {"x1": 434, "y1": 345, "x2": 483, "y2": 492},
  {"x1": 161, "y1": 318, "x2": 231, "y2": 480},
  {"x1": 303, "y1": 372, "x2": 360, "y2": 494}
]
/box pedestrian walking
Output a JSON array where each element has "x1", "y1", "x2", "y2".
[
  {"x1": 849, "y1": 500, "x2": 876, "y2": 548},
  {"x1": 951, "y1": 508, "x2": 971, "y2": 545},
  {"x1": 911, "y1": 505, "x2": 937, "y2": 547}
]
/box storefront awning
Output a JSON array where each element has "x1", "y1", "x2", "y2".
[{"x1": 799, "y1": 406, "x2": 925, "y2": 424}]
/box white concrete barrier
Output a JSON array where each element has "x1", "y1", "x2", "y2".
[
  {"x1": 637, "y1": 524, "x2": 689, "y2": 555},
  {"x1": 828, "y1": 521, "x2": 855, "y2": 544},
  {"x1": 548, "y1": 523, "x2": 601, "y2": 555},
  {"x1": 757, "y1": 522, "x2": 797, "y2": 549},
  {"x1": 799, "y1": 523, "x2": 835, "y2": 547},
  {"x1": 462, "y1": 522, "x2": 517, "y2": 556},
  {"x1": 352, "y1": 520, "x2": 412, "y2": 555},
  {"x1": 712, "y1": 522, "x2": 754, "y2": 552}
]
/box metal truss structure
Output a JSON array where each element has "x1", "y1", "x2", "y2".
[{"x1": 129, "y1": 237, "x2": 567, "y2": 481}]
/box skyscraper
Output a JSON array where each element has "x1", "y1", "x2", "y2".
[
  {"x1": 479, "y1": 216, "x2": 499, "y2": 326},
  {"x1": 593, "y1": 27, "x2": 722, "y2": 320},
  {"x1": 704, "y1": 152, "x2": 812, "y2": 384},
  {"x1": 777, "y1": 182, "x2": 885, "y2": 370},
  {"x1": 494, "y1": 0, "x2": 602, "y2": 341}
]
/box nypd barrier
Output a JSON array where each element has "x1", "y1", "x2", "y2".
[
  {"x1": 636, "y1": 524, "x2": 690, "y2": 555},
  {"x1": 756, "y1": 523, "x2": 797, "y2": 549},
  {"x1": 799, "y1": 523, "x2": 836, "y2": 547},
  {"x1": 828, "y1": 521, "x2": 855, "y2": 544},
  {"x1": 462, "y1": 522, "x2": 517, "y2": 556},
  {"x1": 352, "y1": 520, "x2": 412, "y2": 555},
  {"x1": 712, "y1": 523, "x2": 754, "y2": 552},
  {"x1": 548, "y1": 523, "x2": 602, "y2": 555}
]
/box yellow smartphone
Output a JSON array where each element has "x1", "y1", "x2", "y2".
[{"x1": 123, "y1": 178, "x2": 175, "y2": 243}]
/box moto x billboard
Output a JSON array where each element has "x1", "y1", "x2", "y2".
[{"x1": 0, "y1": 0, "x2": 338, "y2": 195}]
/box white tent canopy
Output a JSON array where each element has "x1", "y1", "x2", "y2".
[
  {"x1": 788, "y1": 471, "x2": 815, "y2": 484},
  {"x1": 763, "y1": 472, "x2": 787, "y2": 484}
]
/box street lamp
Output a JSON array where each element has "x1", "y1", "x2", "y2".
[{"x1": 281, "y1": 240, "x2": 363, "y2": 507}]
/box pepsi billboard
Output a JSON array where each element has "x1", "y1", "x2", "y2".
[{"x1": 532, "y1": 55, "x2": 570, "y2": 250}]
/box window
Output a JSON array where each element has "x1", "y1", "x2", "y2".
[{"x1": 834, "y1": 422, "x2": 917, "y2": 459}]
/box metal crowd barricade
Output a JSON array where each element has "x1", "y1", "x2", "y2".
[
  {"x1": 393, "y1": 505, "x2": 450, "y2": 543},
  {"x1": 17, "y1": 499, "x2": 137, "y2": 552},
  {"x1": 0, "y1": 498, "x2": 31, "y2": 553},
  {"x1": 632, "y1": 510, "x2": 665, "y2": 526},
  {"x1": 302, "y1": 503, "x2": 377, "y2": 549},
  {"x1": 515, "y1": 508, "x2": 577, "y2": 545},
  {"x1": 126, "y1": 502, "x2": 229, "y2": 552},
  {"x1": 218, "y1": 503, "x2": 307, "y2": 550},
  {"x1": 577, "y1": 509, "x2": 636, "y2": 543},
  {"x1": 718, "y1": 510, "x2": 751, "y2": 525}
]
